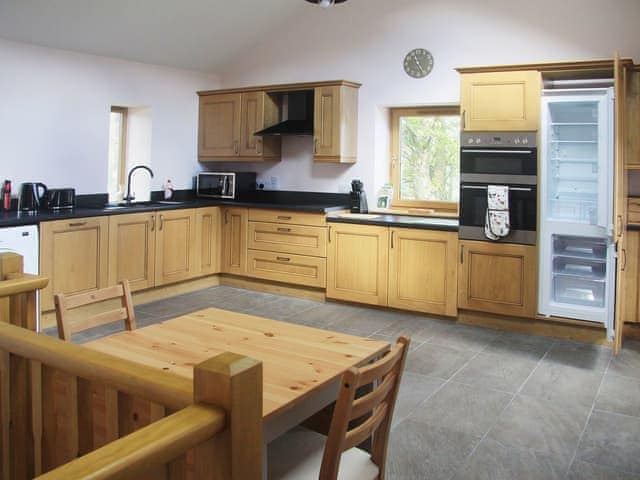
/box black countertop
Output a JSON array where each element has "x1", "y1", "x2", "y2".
[
  {"x1": 0, "y1": 190, "x2": 351, "y2": 228},
  {"x1": 326, "y1": 213, "x2": 459, "y2": 231},
  {"x1": 628, "y1": 224, "x2": 640, "y2": 231}
]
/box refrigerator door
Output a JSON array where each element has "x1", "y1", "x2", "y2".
[{"x1": 538, "y1": 88, "x2": 614, "y2": 326}]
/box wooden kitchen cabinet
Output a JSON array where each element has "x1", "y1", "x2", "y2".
[
  {"x1": 154, "y1": 209, "x2": 197, "y2": 286},
  {"x1": 239, "y1": 91, "x2": 281, "y2": 160},
  {"x1": 313, "y1": 85, "x2": 359, "y2": 163},
  {"x1": 326, "y1": 223, "x2": 388, "y2": 306},
  {"x1": 40, "y1": 216, "x2": 109, "y2": 311},
  {"x1": 195, "y1": 207, "x2": 222, "y2": 276},
  {"x1": 199, "y1": 91, "x2": 280, "y2": 161},
  {"x1": 458, "y1": 240, "x2": 537, "y2": 318},
  {"x1": 108, "y1": 212, "x2": 156, "y2": 292},
  {"x1": 460, "y1": 71, "x2": 541, "y2": 131},
  {"x1": 198, "y1": 93, "x2": 242, "y2": 158},
  {"x1": 221, "y1": 207, "x2": 248, "y2": 275},
  {"x1": 622, "y1": 230, "x2": 640, "y2": 323},
  {"x1": 388, "y1": 228, "x2": 458, "y2": 316}
]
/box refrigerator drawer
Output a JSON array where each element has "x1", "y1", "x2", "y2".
[
  {"x1": 553, "y1": 235, "x2": 607, "y2": 259},
  {"x1": 553, "y1": 275, "x2": 605, "y2": 308},
  {"x1": 552, "y1": 257, "x2": 606, "y2": 280}
]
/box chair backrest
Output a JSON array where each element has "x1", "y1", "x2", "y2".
[
  {"x1": 320, "y1": 335, "x2": 410, "y2": 480},
  {"x1": 54, "y1": 280, "x2": 136, "y2": 341}
]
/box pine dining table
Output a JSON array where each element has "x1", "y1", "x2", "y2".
[{"x1": 84, "y1": 306, "x2": 390, "y2": 443}]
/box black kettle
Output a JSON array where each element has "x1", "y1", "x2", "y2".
[{"x1": 18, "y1": 182, "x2": 47, "y2": 212}]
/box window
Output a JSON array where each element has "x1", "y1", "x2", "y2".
[
  {"x1": 390, "y1": 107, "x2": 460, "y2": 210},
  {"x1": 108, "y1": 106, "x2": 128, "y2": 201}
]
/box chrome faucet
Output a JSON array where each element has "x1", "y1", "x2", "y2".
[{"x1": 123, "y1": 165, "x2": 154, "y2": 204}]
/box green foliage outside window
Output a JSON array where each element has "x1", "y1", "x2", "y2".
[{"x1": 399, "y1": 115, "x2": 460, "y2": 203}]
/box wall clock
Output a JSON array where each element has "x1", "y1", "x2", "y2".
[{"x1": 403, "y1": 48, "x2": 434, "y2": 78}]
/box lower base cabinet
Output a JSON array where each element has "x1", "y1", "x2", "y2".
[
  {"x1": 388, "y1": 228, "x2": 458, "y2": 316},
  {"x1": 247, "y1": 250, "x2": 326, "y2": 288},
  {"x1": 221, "y1": 207, "x2": 249, "y2": 275},
  {"x1": 458, "y1": 239, "x2": 537, "y2": 318},
  {"x1": 326, "y1": 223, "x2": 389, "y2": 306},
  {"x1": 622, "y1": 230, "x2": 640, "y2": 323},
  {"x1": 195, "y1": 207, "x2": 222, "y2": 276},
  {"x1": 327, "y1": 223, "x2": 458, "y2": 316},
  {"x1": 40, "y1": 217, "x2": 110, "y2": 311},
  {"x1": 154, "y1": 209, "x2": 197, "y2": 286}
]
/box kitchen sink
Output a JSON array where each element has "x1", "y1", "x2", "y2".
[{"x1": 103, "y1": 200, "x2": 190, "y2": 209}]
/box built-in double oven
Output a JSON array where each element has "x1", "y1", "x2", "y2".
[{"x1": 459, "y1": 132, "x2": 538, "y2": 245}]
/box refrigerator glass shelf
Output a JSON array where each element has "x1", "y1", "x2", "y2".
[
  {"x1": 552, "y1": 175, "x2": 598, "y2": 182},
  {"x1": 549, "y1": 122, "x2": 598, "y2": 126},
  {"x1": 550, "y1": 140, "x2": 598, "y2": 144},
  {"x1": 550, "y1": 158, "x2": 598, "y2": 164}
]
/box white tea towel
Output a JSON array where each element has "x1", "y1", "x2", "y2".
[{"x1": 485, "y1": 185, "x2": 510, "y2": 240}]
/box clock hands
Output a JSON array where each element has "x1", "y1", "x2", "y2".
[{"x1": 412, "y1": 52, "x2": 426, "y2": 75}]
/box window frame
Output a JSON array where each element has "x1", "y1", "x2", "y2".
[
  {"x1": 110, "y1": 106, "x2": 128, "y2": 199},
  {"x1": 390, "y1": 105, "x2": 461, "y2": 211}
]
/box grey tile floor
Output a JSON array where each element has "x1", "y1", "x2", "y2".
[{"x1": 44, "y1": 285, "x2": 640, "y2": 479}]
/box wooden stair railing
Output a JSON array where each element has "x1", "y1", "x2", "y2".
[{"x1": 0, "y1": 253, "x2": 263, "y2": 480}]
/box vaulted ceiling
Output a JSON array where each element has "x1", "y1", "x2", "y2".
[{"x1": 0, "y1": 0, "x2": 329, "y2": 73}]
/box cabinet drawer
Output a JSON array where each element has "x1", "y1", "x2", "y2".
[
  {"x1": 248, "y1": 209, "x2": 326, "y2": 226},
  {"x1": 628, "y1": 198, "x2": 640, "y2": 224},
  {"x1": 246, "y1": 249, "x2": 326, "y2": 288},
  {"x1": 248, "y1": 222, "x2": 327, "y2": 257}
]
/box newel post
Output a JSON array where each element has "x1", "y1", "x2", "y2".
[
  {"x1": 194, "y1": 352, "x2": 263, "y2": 480},
  {"x1": 0, "y1": 253, "x2": 42, "y2": 331}
]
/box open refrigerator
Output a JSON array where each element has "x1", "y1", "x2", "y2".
[{"x1": 538, "y1": 88, "x2": 615, "y2": 336}]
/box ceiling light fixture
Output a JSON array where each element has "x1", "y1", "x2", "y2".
[{"x1": 305, "y1": 0, "x2": 348, "y2": 8}]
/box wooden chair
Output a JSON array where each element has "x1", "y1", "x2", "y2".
[
  {"x1": 54, "y1": 280, "x2": 137, "y2": 341},
  {"x1": 268, "y1": 336, "x2": 410, "y2": 480}
]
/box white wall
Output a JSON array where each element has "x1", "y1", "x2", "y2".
[
  {"x1": 0, "y1": 38, "x2": 219, "y2": 194},
  {"x1": 217, "y1": 0, "x2": 640, "y2": 194}
]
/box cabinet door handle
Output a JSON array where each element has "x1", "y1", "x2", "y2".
[
  {"x1": 256, "y1": 138, "x2": 262, "y2": 155},
  {"x1": 460, "y1": 245, "x2": 464, "y2": 264},
  {"x1": 622, "y1": 248, "x2": 627, "y2": 271},
  {"x1": 276, "y1": 256, "x2": 291, "y2": 262},
  {"x1": 277, "y1": 215, "x2": 292, "y2": 221},
  {"x1": 234, "y1": 140, "x2": 239, "y2": 155},
  {"x1": 159, "y1": 214, "x2": 164, "y2": 231},
  {"x1": 616, "y1": 215, "x2": 623, "y2": 238},
  {"x1": 150, "y1": 215, "x2": 156, "y2": 232},
  {"x1": 328, "y1": 226, "x2": 331, "y2": 243},
  {"x1": 461, "y1": 109, "x2": 466, "y2": 130},
  {"x1": 314, "y1": 138, "x2": 319, "y2": 154},
  {"x1": 277, "y1": 227, "x2": 291, "y2": 233},
  {"x1": 68, "y1": 221, "x2": 87, "y2": 227},
  {"x1": 391, "y1": 231, "x2": 395, "y2": 249}
]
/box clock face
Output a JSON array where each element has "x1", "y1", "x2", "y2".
[{"x1": 404, "y1": 48, "x2": 434, "y2": 78}]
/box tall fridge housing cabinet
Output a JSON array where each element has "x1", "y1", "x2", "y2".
[{"x1": 538, "y1": 88, "x2": 615, "y2": 337}]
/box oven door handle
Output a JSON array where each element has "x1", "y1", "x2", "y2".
[
  {"x1": 461, "y1": 149, "x2": 534, "y2": 154},
  {"x1": 461, "y1": 185, "x2": 534, "y2": 192}
]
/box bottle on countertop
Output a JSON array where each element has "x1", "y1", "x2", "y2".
[
  {"x1": 2, "y1": 180, "x2": 11, "y2": 211},
  {"x1": 163, "y1": 179, "x2": 175, "y2": 200}
]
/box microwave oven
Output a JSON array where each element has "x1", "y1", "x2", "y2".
[{"x1": 196, "y1": 172, "x2": 256, "y2": 199}]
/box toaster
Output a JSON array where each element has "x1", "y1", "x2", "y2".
[{"x1": 46, "y1": 188, "x2": 75, "y2": 210}]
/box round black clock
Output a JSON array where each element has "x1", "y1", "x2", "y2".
[{"x1": 403, "y1": 48, "x2": 434, "y2": 78}]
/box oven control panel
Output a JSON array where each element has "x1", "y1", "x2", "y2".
[{"x1": 461, "y1": 132, "x2": 537, "y2": 148}]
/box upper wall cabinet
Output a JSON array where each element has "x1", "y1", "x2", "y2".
[
  {"x1": 460, "y1": 71, "x2": 541, "y2": 131},
  {"x1": 197, "y1": 80, "x2": 360, "y2": 164},
  {"x1": 198, "y1": 91, "x2": 281, "y2": 162},
  {"x1": 314, "y1": 85, "x2": 359, "y2": 163},
  {"x1": 199, "y1": 93, "x2": 241, "y2": 158}
]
